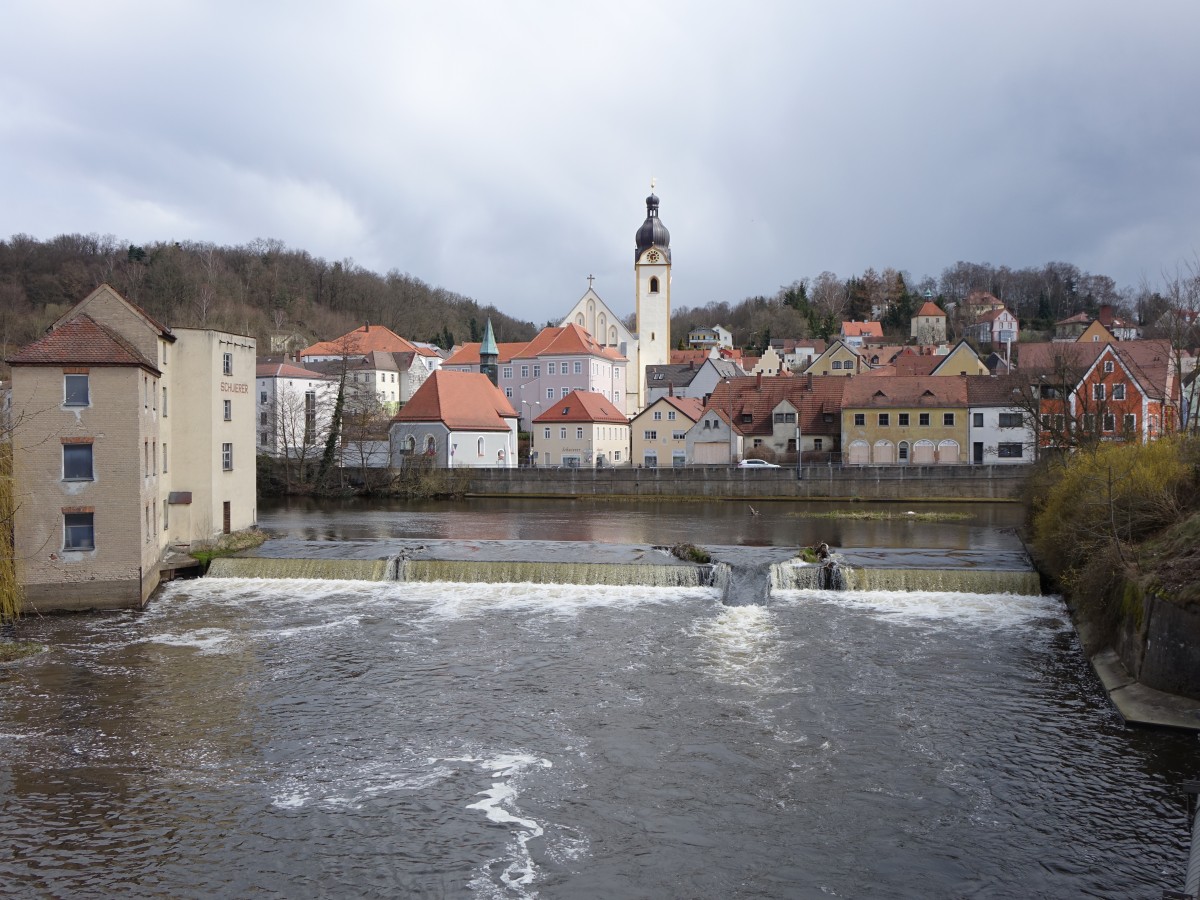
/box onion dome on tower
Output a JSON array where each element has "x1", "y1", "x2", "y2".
[{"x1": 634, "y1": 193, "x2": 671, "y2": 262}]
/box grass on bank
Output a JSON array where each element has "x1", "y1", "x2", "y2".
[
  {"x1": 190, "y1": 528, "x2": 269, "y2": 566},
  {"x1": 0, "y1": 642, "x2": 45, "y2": 664},
  {"x1": 806, "y1": 510, "x2": 972, "y2": 522}
]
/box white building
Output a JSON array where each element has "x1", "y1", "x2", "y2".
[
  {"x1": 255, "y1": 361, "x2": 337, "y2": 459},
  {"x1": 560, "y1": 191, "x2": 673, "y2": 413},
  {"x1": 532, "y1": 391, "x2": 630, "y2": 468},
  {"x1": 388, "y1": 370, "x2": 518, "y2": 468},
  {"x1": 965, "y1": 375, "x2": 1036, "y2": 465}
]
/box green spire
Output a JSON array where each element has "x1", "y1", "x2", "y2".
[{"x1": 480, "y1": 318, "x2": 498, "y2": 357}]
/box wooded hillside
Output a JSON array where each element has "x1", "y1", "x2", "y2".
[{"x1": 0, "y1": 234, "x2": 538, "y2": 367}]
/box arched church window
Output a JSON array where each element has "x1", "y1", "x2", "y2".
[
  {"x1": 649, "y1": 277, "x2": 659, "y2": 294},
  {"x1": 609, "y1": 325, "x2": 618, "y2": 345},
  {"x1": 598, "y1": 314, "x2": 607, "y2": 342},
  {"x1": 477, "y1": 437, "x2": 485, "y2": 457},
  {"x1": 576, "y1": 313, "x2": 584, "y2": 327},
  {"x1": 405, "y1": 435, "x2": 416, "y2": 454}
]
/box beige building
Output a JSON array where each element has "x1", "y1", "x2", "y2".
[
  {"x1": 631, "y1": 395, "x2": 703, "y2": 467},
  {"x1": 6, "y1": 285, "x2": 256, "y2": 611},
  {"x1": 533, "y1": 391, "x2": 630, "y2": 468}
]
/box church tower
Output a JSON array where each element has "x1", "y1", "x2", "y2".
[
  {"x1": 479, "y1": 318, "x2": 499, "y2": 386},
  {"x1": 634, "y1": 191, "x2": 671, "y2": 409}
]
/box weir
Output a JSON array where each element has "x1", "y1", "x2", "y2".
[{"x1": 204, "y1": 539, "x2": 1042, "y2": 601}]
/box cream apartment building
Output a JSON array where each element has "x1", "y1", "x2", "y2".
[{"x1": 6, "y1": 285, "x2": 255, "y2": 611}]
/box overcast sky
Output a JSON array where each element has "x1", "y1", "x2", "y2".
[{"x1": 2, "y1": 1, "x2": 1198, "y2": 325}]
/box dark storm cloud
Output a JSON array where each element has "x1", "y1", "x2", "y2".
[{"x1": 1, "y1": 1, "x2": 1197, "y2": 325}]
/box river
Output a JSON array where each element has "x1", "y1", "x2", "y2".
[{"x1": 1, "y1": 498, "x2": 1196, "y2": 898}]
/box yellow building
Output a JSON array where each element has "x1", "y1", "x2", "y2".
[
  {"x1": 630, "y1": 395, "x2": 704, "y2": 467},
  {"x1": 841, "y1": 376, "x2": 969, "y2": 464},
  {"x1": 805, "y1": 340, "x2": 868, "y2": 376},
  {"x1": 7, "y1": 285, "x2": 256, "y2": 611}
]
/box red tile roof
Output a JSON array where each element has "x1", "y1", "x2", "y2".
[
  {"x1": 705, "y1": 375, "x2": 847, "y2": 436},
  {"x1": 256, "y1": 362, "x2": 330, "y2": 379},
  {"x1": 841, "y1": 321, "x2": 884, "y2": 338},
  {"x1": 301, "y1": 324, "x2": 438, "y2": 359},
  {"x1": 444, "y1": 324, "x2": 624, "y2": 367},
  {"x1": 534, "y1": 390, "x2": 628, "y2": 425},
  {"x1": 392, "y1": 370, "x2": 516, "y2": 431},
  {"x1": 914, "y1": 301, "x2": 945, "y2": 317},
  {"x1": 635, "y1": 394, "x2": 704, "y2": 423},
  {"x1": 7, "y1": 315, "x2": 158, "y2": 370},
  {"x1": 842, "y1": 375, "x2": 968, "y2": 408}
]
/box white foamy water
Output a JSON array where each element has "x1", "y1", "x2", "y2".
[
  {"x1": 415, "y1": 581, "x2": 717, "y2": 621},
  {"x1": 773, "y1": 588, "x2": 1068, "y2": 630},
  {"x1": 693, "y1": 604, "x2": 781, "y2": 691},
  {"x1": 146, "y1": 627, "x2": 235, "y2": 653},
  {"x1": 450, "y1": 752, "x2": 553, "y2": 894}
]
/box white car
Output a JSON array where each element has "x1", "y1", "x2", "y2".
[{"x1": 738, "y1": 458, "x2": 780, "y2": 468}]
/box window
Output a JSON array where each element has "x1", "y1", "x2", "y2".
[
  {"x1": 548, "y1": 362, "x2": 557, "y2": 375},
  {"x1": 654, "y1": 411, "x2": 662, "y2": 420},
  {"x1": 503, "y1": 367, "x2": 513, "y2": 379},
  {"x1": 1124, "y1": 413, "x2": 1137, "y2": 432},
  {"x1": 1103, "y1": 414, "x2": 1116, "y2": 432},
  {"x1": 547, "y1": 388, "x2": 555, "y2": 399},
  {"x1": 673, "y1": 431, "x2": 686, "y2": 440},
  {"x1": 478, "y1": 437, "x2": 485, "y2": 457},
  {"x1": 919, "y1": 413, "x2": 930, "y2": 426},
  {"x1": 543, "y1": 428, "x2": 551, "y2": 439},
  {"x1": 533, "y1": 364, "x2": 541, "y2": 377},
  {"x1": 668, "y1": 411, "x2": 676, "y2": 420},
  {"x1": 753, "y1": 439, "x2": 763, "y2": 448},
  {"x1": 163, "y1": 387, "x2": 168, "y2": 416},
  {"x1": 853, "y1": 413, "x2": 865, "y2": 426},
  {"x1": 998, "y1": 413, "x2": 1022, "y2": 428},
  {"x1": 559, "y1": 427, "x2": 567, "y2": 439},
  {"x1": 576, "y1": 427, "x2": 584, "y2": 439},
  {"x1": 223, "y1": 352, "x2": 233, "y2": 376},
  {"x1": 898, "y1": 413, "x2": 909, "y2": 426},
  {"x1": 1104, "y1": 360, "x2": 1114, "y2": 373},
  {"x1": 222, "y1": 443, "x2": 233, "y2": 471},
  {"x1": 649, "y1": 276, "x2": 659, "y2": 293},
  {"x1": 561, "y1": 388, "x2": 569, "y2": 397},
  {"x1": 973, "y1": 413, "x2": 984, "y2": 428},
  {"x1": 261, "y1": 432, "x2": 270, "y2": 445},
  {"x1": 998, "y1": 443, "x2": 1024, "y2": 458},
  {"x1": 774, "y1": 412, "x2": 796, "y2": 424},
  {"x1": 224, "y1": 399, "x2": 232, "y2": 421},
  {"x1": 644, "y1": 430, "x2": 657, "y2": 440},
  {"x1": 64, "y1": 373, "x2": 89, "y2": 406},
  {"x1": 1093, "y1": 383, "x2": 1105, "y2": 401},
  {"x1": 1084, "y1": 414, "x2": 1097, "y2": 431},
  {"x1": 574, "y1": 362, "x2": 582, "y2": 374},
  {"x1": 943, "y1": 413, "x2": 955, "y2": 426},
  {"x1": 832, "y1": 360, "x2": 842, "y2": 370},
  {"x1": 813, "y1": 438, "x2": 823, "y2": 450},
  {"x1": 304, "y1": 391, "x2": 317, "y2": 444},
  {"x1": 260, "y1": 411, "x2": 269, "y2": 426},
  {"x1": 505, "y1": 387, "x2": 513, "y2": 398},
  {"x1": 1113, "y1": 384, "x2": 1126, "y2": 400},
  {"x1": 62, "y1": 443, "x2": 93, "y2": 480},
  {"x1": 521, "y1": 365, "x2": 530, "y2": 378},
  {"x1": 878, "y1": 413, "x2": 890, "y2": 427},
  {"x1": 703, "y1": 420, "x2": 711, "y2": 429},
  {"x1": 162, "y1": 442, "x2": 167, "y2": 473},
  {"x1": 898, "y1": 442, "x2": 908, "y2": 461},
  {"x1": 63, "y1": 511, "x2": 94, "y2": 551}
]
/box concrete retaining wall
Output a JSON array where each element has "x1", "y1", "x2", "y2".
[{"x1": 463, "y1": 465, "x2": 1031, "y2": 501}]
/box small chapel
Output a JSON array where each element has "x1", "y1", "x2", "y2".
[{"x1": 559, "y1": 191, "x2": 673, "y2": 413}]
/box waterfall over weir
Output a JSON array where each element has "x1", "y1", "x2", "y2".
[{"x1": 205, "y1": 540, "x2": 1042, "y2": 601}]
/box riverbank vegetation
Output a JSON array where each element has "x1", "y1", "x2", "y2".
[
  {"x1": 257, "y1": 455, "x2": 473, "y2": 500},
  {"x1": 1027, "y1": 435, "x2": 1200, "y2": 648}
]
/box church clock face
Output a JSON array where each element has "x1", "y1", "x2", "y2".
[{"x1": 646, "y1": 250, "x2": 660, "y2": 263}]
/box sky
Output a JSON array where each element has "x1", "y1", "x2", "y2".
[{"x1": 2, "y1": 1, "x2": 1198, "y2": 326}]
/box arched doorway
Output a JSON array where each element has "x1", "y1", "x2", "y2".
[{"x1": 847, "y1": 440, "x2": 870, "y2": 465}]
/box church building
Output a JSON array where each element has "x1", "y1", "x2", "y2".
[{"x1": 559, "y1": 191, "x2": 673, "y2": 413}]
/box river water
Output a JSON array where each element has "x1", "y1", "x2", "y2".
[{"x1": 1, "y1": 499, "x2": 1197, "y2": 898}]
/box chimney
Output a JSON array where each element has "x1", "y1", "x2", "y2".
[
  {"x1": 1098, "y1": 305, "x2": 1113, "y2": 327},
  {"x1": 807, "y1": 372, "x2": 813, "y2": 391},
  {"x1": 668, "y1": 384, "x2": 674, "y2": 397},
  {"x1": 756, "y1": 371, "x2": 762, "y2": 390}
]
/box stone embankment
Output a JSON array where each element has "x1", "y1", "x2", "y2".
[{"x1": 464, "y1": 464, "x2": 1030, "y2": 501}]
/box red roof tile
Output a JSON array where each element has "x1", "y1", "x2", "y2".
[
  {"x1": 842, "y1": 375, "x2": 967, "y2": 408},
  {"x1": 301, "y1": 324, "x2": 436, "y2": 359},
  {"x1": 705, "y1": 375, "x2": 848, "y2": 436},
  {"x1": 7, "y1": 315, "x2": 158, "y2": 370},
  {"x1": 392, "y1": 370, "x2": 516, "y2": 431},
  {"x1": 256, "y1": 362, "x2": 330, "y2": 379},
  {"x1": 914, "y1": 301, "x2": 945, "y2": 317},
  {"x1": 534, "y1": 391, "x2": 628, "y2": 425}
]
